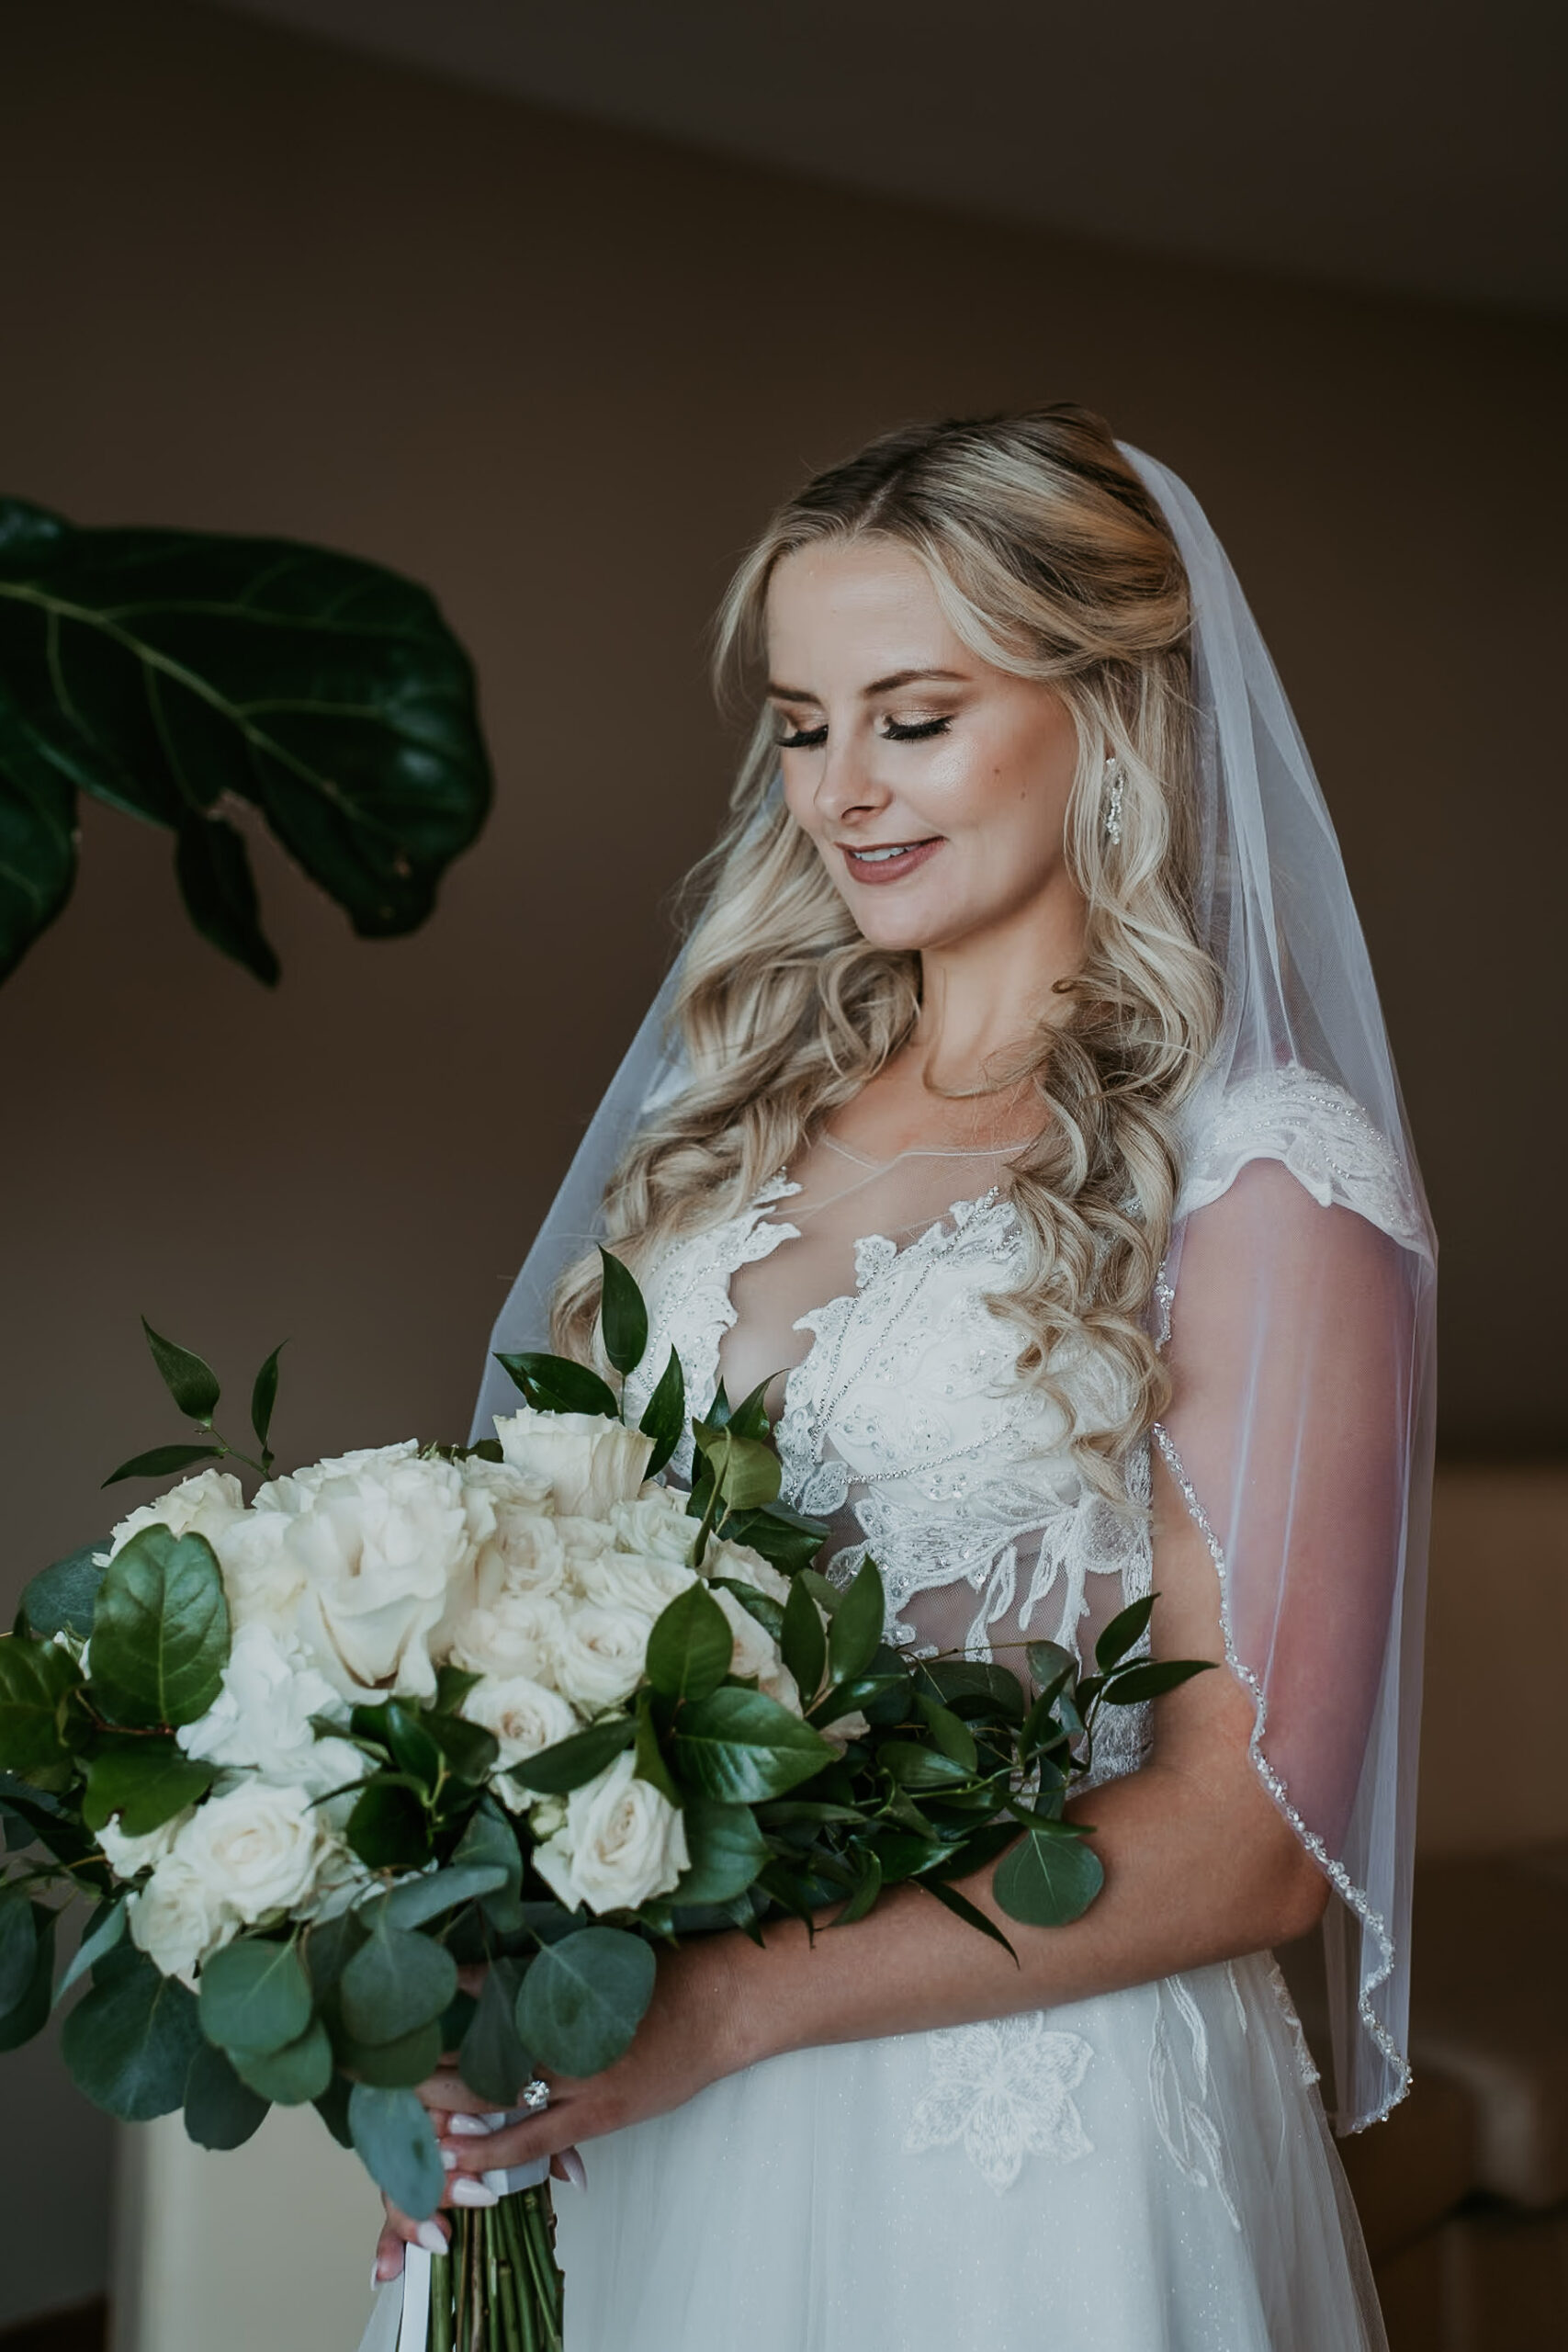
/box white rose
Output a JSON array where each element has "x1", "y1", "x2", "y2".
[
  {"x1": 572, "y1": 1549, "x2": 697, "y2": 1623},
  {"x1": 448, "y1": 1591, "x2": 566, "y2": 1687},
  {"x1": 461, "y1": 1463, "x2": 568, "y2": 1601},
  {"x1": 254, "y1": 1443, "x2": 475, "y2": 1698},
  {"x1": 533, "y1": 1752, "x2": 689, "y2": 1915},
  {"x1": 211, "y1": 1510, "x2": 306, "y2": 1638},
  {"x1": 105, "y1": 1468, "x2": 247, "y2": 1563},
  {"x1": 553, "y1": 1601, "x2": 654, "y2": 1711},
  {"x1": 493, "y1": 1407, "x2": 652, "y2": 1519},
  {"x1": 604, "y1": 1489, "x2": 697, "y2": 1571},
  {"x1": 711, "y1": 1586, "x2": 801, "y2": 1715},
  {"x1": 704, "y1": 1537, "x2": 792, "y2": 1608},
  {"x1": 176, "y1": 1622, "x2": 367, "y2": 1801},
  {"x1": 460, "y1": 1675, "x2": 579, "y2": 1811},
  {"x1": 128, "y1": 1855, "x2": 231, "y2": 1980},
  {"x1": 98, "y1": 1809, "x2": 191, "y2": 1882},
  {"x1": 172, "y1": 1781, "x2": 323, "y2": 1927}
]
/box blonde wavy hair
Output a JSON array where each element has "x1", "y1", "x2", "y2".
[{"x1": 553, "y1": 405, "x2": 1224, "y2": 1493}]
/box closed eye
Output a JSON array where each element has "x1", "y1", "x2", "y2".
[
  {"x1": 775, "y1": 722, "x2": 829, "y2": 750},
  {"x1": 881, "y1": 716, "x2": 951, "y2": 741}
]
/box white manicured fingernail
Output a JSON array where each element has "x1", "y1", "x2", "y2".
[
  {"x1": 450, "y1": 2177, "x2": 499, "y2": 2208},
  {"x1": 446, "y1": 2112, "x2": 493, "y2": 2137},
  {"x1": 373, "y1": 2251, "x2": 403, "y2": 2286},
  {"x1": 558, "y1": 2146, "x2": 587, "y2": 2191},
  {"x1": 415, "y1": 2222, "x2": 448, "y2": 2255},
  {"x1": 439, "y1": 2149, "x2": 458, "y2": 2171}
]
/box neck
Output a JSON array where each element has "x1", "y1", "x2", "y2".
[{"x1": 910, "y1": 878, "x2": 1087, "y2": 1095}]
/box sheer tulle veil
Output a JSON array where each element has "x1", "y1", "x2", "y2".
[{"x1": 472, "y1": 447, "x2": 1436, "y2": 2134}]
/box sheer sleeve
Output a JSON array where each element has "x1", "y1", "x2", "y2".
[{"x1": 1156, "y1": 1087, "x2": 1436, "y2": 2132}]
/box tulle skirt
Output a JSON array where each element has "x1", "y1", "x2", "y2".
[{"x1": 552, "y1": 1951, "x2": 1385, "y2": 2351}]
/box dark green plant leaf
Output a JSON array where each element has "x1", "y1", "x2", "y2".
[
  {"x1": 184, "y1": 2040, "x2": 271, "y2": 2149},
  {"x1": 1100, "y1": 1657, "x2": 1215, "y2": 1706},
  {"x1": 198, "y1": 1937, "x2": 313, "y2": 2057},
  {"x1": 379, "y1": 1702, "x2": 444, "y2": 1789},
  {"x1": 52, "y1": 1896, "x2": 129, "y2": 2009},
  {"x1": 597, "y1": 1249, "x2": 648, "y2": 1383},
  {"x1": 0, "y1": 1887, "x2": 38, "y2": 2016},
  {"x1": 993, "y1": 1825, "x2": 1105, "y2": 1928},
  {"x1": 313, "y1": 2073, "x2": 355, "y2": 2150},
  {"x1": 724, "y1": 1381, "x2": 773, "y2": 1444},
  {"x1": 0, "y1": 1775, "x2": 103, "y2": 1875},
  {"x1": 423, "y1": 1712, "x2": 500, "y2": 1785},
  {"x1": 349, "y1": 2083, "x2": 446, "y2": 2222},
  {"x1": 0, "y1": 1635, "x2": 78, "y2": 1776},
  {"x1": 250, "y1": 1343, "x2": 286, "y2": 1455},
  {"x1": 0, "y1": 499, "x2": 492, "y2": 987},
  {"x1": 878, "y1": 1740, "x2": 977, "y2": 1792},
  {"x1": 1027, "y1": 1640, "x2": 1077, "y2": 1692},
  {"x1": 691, "y1": 1424, "x2": 780, "y2": 1516},
  {"x1": 922, "y1": 1876, "x2": 1020, "y2": 1959},
  {"x1": 61, "y1": 1945, "x2": 203, "y2": 2119},
  {"x1": 18, "y1": 1542, "x2": 107, "y2": 1642},
  {"x1": 340, "y1": 1922, "x2": 457, "y2": 2046},
  {"x1": 333, "y1": 2018, "x2": 444, "y2": 2089},
  {"x1": 671, "y1": 1687, "x2": 835, "y2": 1804},
  {"x1": 458, "y1": 1958, "x2": 529, "y2": 2107},
  {"x1": 828, "y1": 1560, "x2": 885, "y2": 1688},
  {"x1": 82, "y1": 1741, "x2": 215, "y2": 1836},
  {"x1": 507, "y1": 1713, "x2": 635, "y2": 1797},
  {"x1": 719, "y1": 1501, "x2": 830, "y2": 1577},
  {"x1": 780, "y1": 1577, "x2": 826, "y2": 1705},
  {"x1": 0, "y1": 1904, "x2": 54, "y2": 2052},
  {"x1": 141, "y1": 1317, "x2": 220, "y2": 1426},
  {"x1": 637, "y1": 1347, "x2": 686, "y2": 1479},
  {"x1": 450, "y1": 1801, "x2": 524, "y2": 1933},
  {"x1": 644, "y1": 1582, "x2": 731, "y2": 1706},
  {"x1": 672, "y1": 1800, "x2": 770, "y2": 1906},
  {"x1": 87, "y1": 1525, "x2": 230, "y2": 1728},
  {"x1": 832, "y1": 1849, "x2": 883, "y2": 1927},
  {"x1": 631, "y1": 1691, "x2": 682, "y2": 1807},
  {"x1": 231, "y1": 2016, "x2": 333, "y2": 2106},
  {"x1": 175, "y1": 812, "x2": 279, "y2": 987},
  {"x1": 103, "y1": 1443, "x2": 223, "y2": 1487},
  {"x1": 432, "y1": 1665, "x2": 484, "y2": 1716},
  {"x1": 302, "y1": 1906, "x2": 367, "y2": 2008},
  {"x1": 1094, "y1": 1593, "x2": 1156, "y2": 1673},
  {"x1": 709, "y1": 1577, "x2": 784, "y2": 1643},
  {"x1": 381, "y1": 1859, "x2": 510, "y2": 1932},
  {"x1": 494, "y1": 1352, "x2": 618, "y2": 1421},
  {"x1": 344, "y1": 1778, "x2": 433, "y2": 1871},
  {"x1": 916, "y1": 1697, "x2": 980, "y2": 1772},
  {"x1": 514, "y1": 1928, "x2": 655, "y2": 2078}
]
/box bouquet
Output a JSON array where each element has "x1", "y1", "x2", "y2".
[{"x1": 0, "y1": 1257, "x2": 1206, "y2": 2350}]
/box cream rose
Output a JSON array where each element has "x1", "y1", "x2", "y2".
[
  {"x1": 176, "y1": 1622, "x2": 367, "y2": 1800},
  {"x1": 128, "y1": 1855, "x2": 231, "y2": 1980},
  {"x1": 460, "y1": 1674, "x2": 579, "y2": 1811},
  {"x1": 604, "y1": 1489, "x2": 698, "y2": 1571},
  {"x1": 460, "y1": 1459, "x2": 565, "y2": 1604},
  {"x1": 711, "y1": 1585, "x2": 802, "y2": 1714},
  {"x1": 571, "y1": 1548, "x2": 696, "y2": 1623},
  {"x1": 703, "y1": 1536, "x2": 792, "y2": 1609},
  {"x1": 493, "y1": 1407, "x2": 653, "y2": 1519},
  {"x1": 553, "y1": 1601, "x2": 654, "y2": 1711},
  {"x1": 448, "y1": 1590, "x2": 566, "y2": 1687},
  {"x1": 253, "y1": 1443, "x2": 474, "y2": 1698},
  {"x1": 533, "y1": 1751, "x2": 689, "y2": 1915},
  {"x1": 172, "y1": 1781, "x2": 324, "y2": 1927},
  {"x1": 98, "y1": 1809, "x2": 191, "y2": 1882},
  {"x1": 104, "y1": 1468, "x2": 247, "y2": 1563}
]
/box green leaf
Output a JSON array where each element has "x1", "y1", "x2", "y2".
[
  {"x1": 878, "y1": 1740, "x2": 977, "y2": 1792},
  {"x1": 458, "y1": 1959, "x2": 529, "y2": 2107},
  {"x1": 832, "y1": 1849, "x2": 883, "y2": 1926},
  {"x1": 250, "y1": 1343, "x2": 286, "y2": 1455},
  {"x1": 183, "y1": 2040, "x2": 271, "y2": 2149},
  {"x1": 87, "y1": 1525, "x2": 230, "y2": 1728},
  {"x1": 507, "y1": 1713, "x2": 635, "y2": 1797},
  {"x1": 175, "y1": 812, "x2": 279, "y2": 986},
  {"x1": 82, "y1": 1741, "x2": 216, "y2": 1836},
  {"x1": 0, "y1": 1887, "x2": 39, "y2": 2016},
  {"x1": 198, "y1": 1937, "x2": 313, "y2": 2057},
  {"x1": 1094, "y1": 1593, "x2": 1156, "y2": 1673},
  {"x1": 922, "y1": 1876, "x2": 1020, "y2": 1960},
  {"x1": 514, "y1": 1927, "x2": 655, "y2": 2078},
  {"x1": 380, "y1": 1702, "x2": 444, "y2": 1789},
  {"x1": 709, "y1": 1577, "x2": 784, "y2": 1643},
  {"x1": 344, "y1": 1778, "x2": 433, "y2": 1871},
  {"x1": 672, "y1": 1800, "x2": 770, "y2": 1906},
  {"x1": 916, "y1": 1697, "x2": 979, "y2": 1772},
  {"x1": 423, "y1": 1712, "x2": 500, "y2": 1785},
  {"x1": 230, "y1": 2016, "x2": 333, "y2": 2106},
  {"x1": 692, "y1": 1424, "x2": 781, "y2": 1515},
  {"x1": 340, "y1": 1922, "x2": 457, "y2": 2046},
  {"x1": 61, "y1": 1944, "x2": 203, "y2": 2120},
  {"x1": 780, "y1": 1577, "x2": 826, "y2": 1704},
  {"x1": 348, "y1": 2083, "x2": 446, "y2": 2222},
  {"x1": 644, "y1": 1582, "x2": 731, "y2": 1705},
  {"x1": 313, "y1": 2073, "x2": 355, "y2": 2150},
  {"x1": 671, "y1": 1687, "x2": 836, "y2": 1804},
  {"x1": 1100, "y1": 1657, "x2": 1215, "y2": 1706},
  {"x1": 632, "y1": 1694, "x2": 682, "y2": 1807},
  {"x1": 51, "y1": 1897, "x2": 128, "y2": 2009},
  {"x1": 916, "y1": 1659, "x2": 1025, "y2": 1724},
  {"x1": 18, "y1": 1542, "x2": 107, "y2": 1642},
  {"x1": 725, "y1": 1380, "x2": 774, "y2": 1443},
  {"x1": 992, "y1": 1825, "x2": 1105, "y2": 1928},
  {"x1": 0, "y1": 1904, "x2": 54, "y2": 2052},
  {"x1": 0, "y1": 500, "x2": 492, "y2": 987},
  {"x1": 494, "y1": 1351, "x2": 618, "y2": 1421},
  {"x1": 828, "y1": 1559, "x2": 885, "y2": 1687},
  {"x1": 637, "y1": 1348, "x2": 686, "y2": 1479},
  {"x1": 141, "y1": 1318, "x2": 220, "y2": 1426},
  {"x1": 103, "y1": 1443, "x2": 223, "y2": 1487},
  {"x1": 1026, "y1": 1640, "x2": 1077, "y2": 1692},
  {"x1": 450, "y1": 1801, "x2": 524, "y2": 1933},
  {"x1": 597, "y1": 1249, "x2": 649, "y2": 1383},
  {"x1": 333, "y1": 2018, "x2": 444, "y2": 2088},
  {"x1": 719, "y1": 1501, "x2": 829, "y2": 1577},
  {"x1": 381, "y1": 1860, "x2": 511, "y2": 1932},
  {"x1": 432, "y1": 1664, "x2": 484, "y2": 1715},
  {"x1": 0, "y1": 1635, "x2": 78, "y2": 1776}
]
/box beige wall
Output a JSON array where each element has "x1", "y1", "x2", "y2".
[{"x1": 2, "y1": 0, "x2": 1564, "y2": 2327}]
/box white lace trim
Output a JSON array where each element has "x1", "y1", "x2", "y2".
[
  {"x1": 1178, "y1": 1064, "x2": 1427, "y2": 1255},
  {"x1": 1149, "y1": 1419, "x2": 1410, "y2": 2132}
]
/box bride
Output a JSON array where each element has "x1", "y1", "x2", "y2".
[{"x1": 377, "y1": 407, "x2": 1434, "y2": 2348}]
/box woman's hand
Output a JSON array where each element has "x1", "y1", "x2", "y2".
[{"x1": 372, "y1": 1938, "x2": 746, "y2": 2281}]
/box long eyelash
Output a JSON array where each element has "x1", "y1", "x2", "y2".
[
  {"x1": 883, "y1": 716, "x2": 951, "y2": 741},
  {"x1": 776, "y1": 725, "x2": 828, "y2": 750}
]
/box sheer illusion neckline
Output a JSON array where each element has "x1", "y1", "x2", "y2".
[{"x1": 818, "y1": 1132, "x2": 1037, "y2": 1172}]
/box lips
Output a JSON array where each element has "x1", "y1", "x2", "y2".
[{"x1": 839, "y1": 838, "x2": 942, "y2": 885}]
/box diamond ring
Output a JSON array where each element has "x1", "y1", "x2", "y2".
[{"x1": 520, "y1": 2078, "x2": 550, "y2": 2114}]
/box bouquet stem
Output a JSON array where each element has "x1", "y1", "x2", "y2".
[{"x1": 436, "y1": 2190, "x2": 563, "y2": 2351}]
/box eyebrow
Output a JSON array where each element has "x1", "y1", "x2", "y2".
[{"x1": 766, "y1": 666, "x2": 970, "y2": 703}]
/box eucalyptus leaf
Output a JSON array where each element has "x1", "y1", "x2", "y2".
[
  {"x1": 458, "y1": 1959, "x2": 530, "y2": 2107},
  {"x1": 340, "y1": 1922, "x2": 457, "y2": 2046},
  {"x1": 61, "y1": 1944, "x2": 203, "y2": 2119},
  {"x1": 183, "y1": 2040, "x2": 270, "y2": 2150},
  {"x1": 18, "y1": 1541, "x2": 107, "y2": 1642},
  {"x1": 51, "y1": 1897, "x2": 128, "y2": 2009},
  {"x1": 514, "y1": 1928, "x2": 655, "y2": 2078},
  {"x1": 381, "y1": 1860, "x2": 510, "y2": 1932},
  {"x1": 597, "y1": 1249, "x2": 649, "y2": 1383},
  {"x1": 333, "y1": 2018, "x2": 445, "y2": 2089},
  {"x1": 349, "y1": 2083, "x2": 446, "y2": 2222},
  {"x1": 231, "y1": 2016, "x2": 333, "y2": 2106},
  {"x1": 0, "y1": 499, "x2": 492, "y2": 987},
  {"x1": 313, "y1": 2073, "x2": 355, "y2": 2150},
  {"x1": 141, "y1": 1318, "x2": 220, "y2": 1426},
  {"x1": 450, "y1": 1801, "x2": 524, "y2": 1933},
  {"x1": 671, "y1": 1687, "x2": 835, "y2": 1804},
  {"x1": 993, "y1": 1825, "x2": 1105, "y2": 1928},
  {"x1": 87, "y1": 1525, "x2": 230, "y2": 1728},
  {"x1": 198, "y1": 1937, "x2": 313, "y2": 2057}
]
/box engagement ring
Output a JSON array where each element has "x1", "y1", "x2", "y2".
[{"x1": 521, "y1": 2078, "x2": 551, "y2": 2113}]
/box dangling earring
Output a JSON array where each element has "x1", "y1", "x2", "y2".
[{"x1": 1102, "y1": 755, "x2": 1124, "y2": 847}]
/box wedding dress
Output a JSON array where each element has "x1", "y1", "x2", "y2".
[{"x1": 549, "y1": 1070, "x2": 1413, "y2": 2351}]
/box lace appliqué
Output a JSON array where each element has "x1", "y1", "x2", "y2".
[
  {"x1": 1178, "y1": 1063, "x2": 1427, "y2": 1253},
  {"x1": 904, "y1": 2013, "x2": 1093, "y2": 2192},
  {"x1": 1148, "y1": 1977, "x2": 1243, "y2": 2231},
  {"x1": 1262, "y1": 1957, "x2": 1321, "y2": 2088}
]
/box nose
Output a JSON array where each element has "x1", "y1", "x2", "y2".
[{"x1": 812, "y1": 728, "x2": 890, "y2": 829}]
